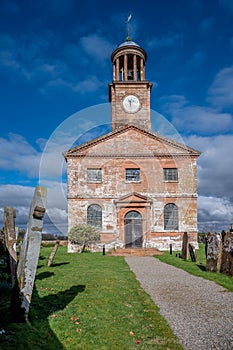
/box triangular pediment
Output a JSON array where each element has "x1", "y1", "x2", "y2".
[
  {"x1": 64, "y1": 125, "x2": 201, "y2": 158},
  {"x1": 115, "y1": 192, "x2": 152, "y2": 204}
]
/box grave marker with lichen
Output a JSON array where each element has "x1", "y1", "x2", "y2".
[{"x1": 12, "y1": 186, "x2": 47, "y2": 322}]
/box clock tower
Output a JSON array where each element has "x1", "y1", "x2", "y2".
[{"x1": 109, "y1": 37, "x2": 153, "y2": 131}]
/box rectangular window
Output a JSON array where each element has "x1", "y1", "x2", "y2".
[
  {"x1": 126, "y1": 168, "x2": 140, "y2": 182},
  {"x1": 163, "y1": 168, "x2": 178, "y2": 181},
  {"x1": 87, "y1": 168, "x2": 102, "y2": 183}
]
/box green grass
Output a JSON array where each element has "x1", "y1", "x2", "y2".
[
  {"x1": 155, "y1": 243, "x2": 233, "y2": 292},
  {"x1": 1, "y1": 246, "x2": 183, "y2": 350}
]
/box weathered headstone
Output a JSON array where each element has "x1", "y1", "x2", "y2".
[
  {"x1": 47, "y1": 240, "x2": 60, "y2": 267},
  {"x1": 14, "y1": 186, "x2": 47, "y2": 322},
  {"x1": 204, "y1": 234, "x2": 208, "y2": 258},
  {"x1": 4, "y1": 207, "x2": 17, "y2": 284},
  {"x1": 188, "y1": 243, "x2": 197, "y2": 262},
  {"x1": 206, "y1": 232, "x2": 222, "y2": 272},
  {"x1": 182, "y1": 232, "x2": 189, "y2": 260},
  {"x1": 221, "y1": 230, "x2": 233, "y2": 276}
]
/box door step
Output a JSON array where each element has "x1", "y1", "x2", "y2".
[{"x1": 108, "y1": 248, "x2": 163, "y2": 256}]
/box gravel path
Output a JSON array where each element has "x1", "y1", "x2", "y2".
[{"x1": 125, "y1": 256, "x2": 233, "y2": 350}]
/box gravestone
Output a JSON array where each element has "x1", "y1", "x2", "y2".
[
  {"x1": 14, "y1": 186, "x2": 47, "y2": 322},
  {"x1": 221, "y1": 231, "x2": 233, "y2": 276},
  {"x1": 188, "y1": 243, "x2": 197, "y2": 262},
  {"x1": 206, "y1": 232, "x2": 222, "y2": 272},
  {"x1": 182, "y1": 232, "x2": 189, "y2": 260},
  {"x1": 4, "y1": 207, "x2": 17, "y2": 284},
  {"x1": 47, "y1": 240, "x2": 60, "y2": 267}
]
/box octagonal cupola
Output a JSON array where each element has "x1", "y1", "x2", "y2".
[{"x1": 111, "y1": 37, "x2": 147, "y2": 82}]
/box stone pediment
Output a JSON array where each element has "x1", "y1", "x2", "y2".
[
  {"x1": 114, "y1": 192, "x2": 152, "y2": 208},
  {"x1": 64, "y1": 125, "x2": 201, "y2": 159}
]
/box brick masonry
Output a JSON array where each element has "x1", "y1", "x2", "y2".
[
  {"x1": 64, "y1": 39, "x2": 200, "y2": 252},
  {"x1": 65, "y1": 126, "x2": 200, "y2": 251}
]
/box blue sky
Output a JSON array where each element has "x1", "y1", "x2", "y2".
[{"x1": 1, "y1": 0, "x2": 233, "y2": 234}]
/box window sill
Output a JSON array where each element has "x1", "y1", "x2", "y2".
[
  {"x1": 87, "y1": 181, "x2": 102, "y2": 184},
  {"x1": 164, "y1": 229, "x2": 179, "y2": 231},
  {"x1": 163, "y1": 180, "x2": 179, "y2": 183},
  {"x1": 125, "y1": 180, "x2": 142, "y2": 183}
]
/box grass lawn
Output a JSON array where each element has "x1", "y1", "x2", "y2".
[
  {"x1": 1, "y1": 246, "x2": 183, "y2": 350},
  {"x1": 155, "y1": 243, "x2": 233, "y2": 292}
]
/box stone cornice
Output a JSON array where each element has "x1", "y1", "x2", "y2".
[
  {"x1": 67, "y1": 194, "x2": 198, "y2": 199},
  {"x1": 65, "y1": 153, "x2": 199, "y2": 158}
]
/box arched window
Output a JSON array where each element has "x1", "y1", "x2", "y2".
[
  {"x1": 164, "y1": 203, "x2": 178, "y2": 230},
  {"x1": 87, "y1": 204, "x2": 102, "y2": 229}
]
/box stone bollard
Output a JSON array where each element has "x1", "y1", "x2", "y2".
[
  {"x1": 221, "y1": 231, "x2": 233, "y2": 276},
  {"x1": 206, "y1": 232, "x2": 222, "y2": 272}
]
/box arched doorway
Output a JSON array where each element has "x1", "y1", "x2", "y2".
[{"x1": 124, "y1": 211, "x2": 142, "y2": 248}]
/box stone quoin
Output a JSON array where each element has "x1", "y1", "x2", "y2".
[{"x1": 64, "y1": 36, "x2": 201, "y2": 252}]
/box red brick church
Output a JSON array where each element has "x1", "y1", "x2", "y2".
[{"x1": 64, "y1": 37, "x2": 201, "y2": 252}]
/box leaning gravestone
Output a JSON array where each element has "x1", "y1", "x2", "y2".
[
  {"x1": 206, "y1": 232, "x2": 222, "y2": 272},
  {"x1": 188, "y1": 243, "x2": 197, "y2": 262},
  {"x1": 14, "y1": 186, "x2": 47, "y2": 322},
  {"x1": 221, "y1": 230, "x2": 233, "y2": 276},
  {"x1": 4, "y1": 207, "x2": 17, "y2": 284},
  {"x1": 47, "y1": 240, "x2": 60, "y2": 267}
]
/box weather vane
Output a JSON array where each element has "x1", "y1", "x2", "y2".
[{"x1": 125, "y1": 13, "x2": 132, "y2": 40}]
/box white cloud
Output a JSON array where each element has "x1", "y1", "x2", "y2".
[
  {"x1": 198, "y1": 196, "x2": 233, "y2": 231},
  {"x1": 74, "y1": 76, "x2": 104, "y2": 93},
  {"x1": 160, "y1": 95, "x2": 233, "y2": 135},
  {"x1": 0, "y1": 185, "x2": 34, "y2": 226},
  {"x1": 0, "y1": 182, "x2": 68, "y2": 234},
  {"x1": 185, "y1": 134, "x2": 233, "y2": 200},
  {"x1": 80, "y1": 34, "x2": 114, "y2": 62},
  {"x1": 0, "y1": 31, "x2": 112, "y2": 94},
  {"x1": 0, "y1": 133, "x2": 41, "y2": 177},
  {"x1": 208, "y1": 66, "x2": 233, "y2": 109},
  {"x1": 185, "y1": 134, "x2": 233, "y2": 232},
  {"x1": 0, "y1": 32, "x2": 70, "y2": 92},
  {"x1": 0, "y1": 184, "x2": 34, "y2": 207}
]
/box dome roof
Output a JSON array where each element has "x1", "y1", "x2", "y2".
[
  {"x1": 111, "y1": 37, "x2": 147, "y2": 62},
  {"x1": 118, "y1": 39, "x2": 140, "y2": 48}
]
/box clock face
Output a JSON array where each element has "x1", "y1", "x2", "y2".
[{"x1": 123, "y1": 95, "x2": 140, "y2": 113}]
